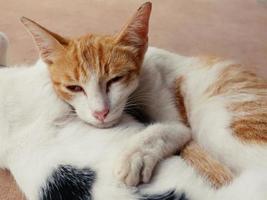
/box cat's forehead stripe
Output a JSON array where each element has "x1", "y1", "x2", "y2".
[{"x1": 74, "y1": 37, "x2": 111, "y2": 77}]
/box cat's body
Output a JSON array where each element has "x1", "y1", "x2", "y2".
[
  {"x1": 0, "y1": 57, "x2": 266, "y2": 200},
  {"x1": 0, "y1": 60, "x2": 70, "y2": 170},
  {"x1": 142, "y1": 47, "x2": 267, "y2": 174},
  {"x1": 1, "y1": 2, "x2": 267, "y2": 199}
]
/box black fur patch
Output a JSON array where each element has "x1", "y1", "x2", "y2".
[
  {"x1": 40, "y1": 165, "x2": 96, "y2": 200},
  {"x1": 140, "y1": 190, "x2": 189, "y2": 200}
]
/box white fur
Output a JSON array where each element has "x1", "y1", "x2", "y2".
[
  {"x1": 2, "y1": 95, "x2": 266, "y2": 200},
  {"x1": 0, "y1": 68, "x2": 265, "y2": 199}
]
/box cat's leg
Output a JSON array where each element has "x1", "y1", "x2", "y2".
[
  {"x1": 0, "y1": 32, "x2": 8, "y2": 67},
  {"x1": 115, "y1": 67, "x2": 192, "y2": 186},
  {"x1": 115, "y1": 121, "x2": 191, "y2": 186},
  {"x1": 180, "y1": 141, "x2": 234, "y2": 188}
]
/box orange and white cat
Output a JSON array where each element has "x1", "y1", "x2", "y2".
[
  {"x1": 0, "y1": 2, "x2": 266, "y2": 200},
  {"x1": 20, "y1": 2, "x2": 192, "y2": 187},
  {"x1": 23, "y1": 1, "x2": 266, "y2": 189},
  {"x1": 0, "y1": 32, "x2": 266, "y2": 200}
]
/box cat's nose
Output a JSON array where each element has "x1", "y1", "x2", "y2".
[{"x1": 93, "y1": 107, "x2": 109, "y2": 122}]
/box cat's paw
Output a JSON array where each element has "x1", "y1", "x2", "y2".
[{"x1": 115, "y1": 147, "x2": 159, "y2": 187}]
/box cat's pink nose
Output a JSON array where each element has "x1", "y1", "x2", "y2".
[{"x1": 93, "y1": 107, "x2": 109, "y2": 122}]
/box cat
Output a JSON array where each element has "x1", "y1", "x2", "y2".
[
  {"x1": 18, "y1": 2, "x2": 232, "y2": 189},
  {"x1": 0, "y1": 33, "x2": 266, "y2": 200},
  {"x1": 142, "y1": 46, "x2": 267, "y2": 175},
  {"x1": 1, "y1": 1, "x2": 266, "y2": 199}
]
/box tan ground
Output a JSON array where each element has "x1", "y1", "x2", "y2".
[{"x1": 0, "y1": 0, "x2": 267, "y2": 199}]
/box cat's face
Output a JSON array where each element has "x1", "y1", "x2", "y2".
[
  {"x1": 49, "y1": 36, "x2": 141, "y2": 128},
  {"x1": 21, "y1": 2, "x2": 151, "y2": 128}
]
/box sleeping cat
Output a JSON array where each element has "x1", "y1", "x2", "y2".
[
  {"x1": 0, "y1": 33, "x2": 266, "y2": 200},
  {"x1": 35, "y1": 1, "x2": 266, "y2": 188},
  {"x1": 19, "y1": 2, "x2": 233, "y2": 188},
  {"x1": 20, "y1": 1, "x2": 267, "y2": 189},
  {"x1": 0, "y1": 1, "x2": 266, "y2": 199}
]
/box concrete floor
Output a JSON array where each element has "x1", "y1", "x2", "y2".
[{"x1": 0, "y1": 0, "x2": 267, "y2": 199}]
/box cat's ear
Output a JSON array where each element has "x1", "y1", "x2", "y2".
[
  {"x1": 20, "y1": 17, "x2": 69, "y2": 65},
  {"x1": 115, "y1": 2, "x2": 152, "y2": 50}
]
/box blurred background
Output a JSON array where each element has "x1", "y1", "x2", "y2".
[
  {"x1": 1, "y1": 0, "x2": 267, "y2": 76},
  {"x1": 0, "y1": 0, "x2": 267, "y2": 199}
]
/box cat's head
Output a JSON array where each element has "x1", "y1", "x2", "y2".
[{"x1": 21, "y1": 2, "x2": 152, "y2": 128}]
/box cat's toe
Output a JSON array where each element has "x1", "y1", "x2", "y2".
[
  {"x1": 115, "y1": 149, "x2": 158, "y2": 186},
  {"x1": 124, "y1": 154, "x2": 142, "y2": 186},
  {"x1": 115, "y1": 151, "x2": 142, "y2": 186},
  {"x1": 141, "y1": 154, "x2": 158, "y2": 183},
  {"x1": 115, "y1": 159, "x2": 131, "y2": 183}
]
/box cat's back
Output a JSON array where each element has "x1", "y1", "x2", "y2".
[
  {"x1": 181, "y1": 57, "x2": 267, "y2": 170},
  {"x1": 0, "y1": 60, "x2": 68, "y2": 132},
  {"x1": 144, "y1": 48, "x2": 267, "y2": 170},
  {"x1": 0, "y1": 60, "x2": 50, "y2": 104},
  {"x1": 0, "y1": 60, "x2": 49, "y2": 93},
  {"x1": 203, "y1": 61, "x2": 267, "y2": 144}
]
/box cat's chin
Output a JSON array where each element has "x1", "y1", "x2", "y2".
[{"x1": 89, "y1": 118, "x2": 121, "y2": 129}]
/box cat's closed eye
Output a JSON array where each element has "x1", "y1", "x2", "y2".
[
  {"x1": 66, "y1": 85, "x2": 84, "y2": 93},
  {"x1": 106, "y1": 76, "x2": 124, "y2": 93}
]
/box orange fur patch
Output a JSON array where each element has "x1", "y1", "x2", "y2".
[
  {"x1": 205, "y1": 64, "x2": 267, "y2": 144},
  {"x1": 230, "y1": 101, "x2": 267, "y2": 143},
  {"x1": 199, "y1": 56, "x2": 222, "y2": 69},
  {"x1": 205, "y1": 64, "x2": 266, "y2": 97},
  {"x1": 47, "y1": 35, "x2": 143, "y2": 102},
  {"x1": 180, "y1": 141, "x2": 234, "y2": 188},
  {"x1": 175, "y1": 76, "x2": 189, "y2": 126}
]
